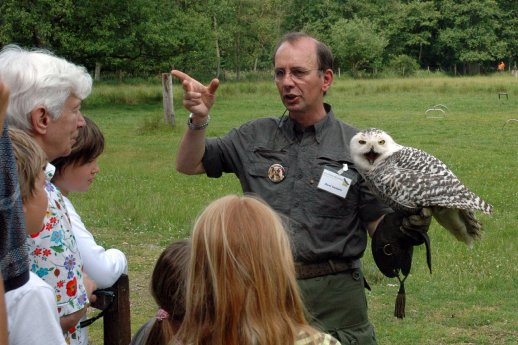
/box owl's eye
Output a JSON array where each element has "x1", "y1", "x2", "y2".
[
  {"x1": 359, "y1": 140, "x2": 366, "y2": 145},
  {"x1": 379, "y1": 140, "x2": 385, "y2": 145}
]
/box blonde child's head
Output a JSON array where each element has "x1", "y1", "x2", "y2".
[
  {"x1": 8, "y1": 127, "x2": 48, "y2": 234},
  {"x1": 179, "y1": 194, "x2": 313, "y2": 345}
]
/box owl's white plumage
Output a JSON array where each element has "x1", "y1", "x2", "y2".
[{"x1": 350, "y1": 128, "x2": 492, "y2": 247}]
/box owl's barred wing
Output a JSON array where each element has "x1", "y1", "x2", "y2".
[
  {"x1": 366, "y1": 147, "x2": 493, "y2": 214},
  {"x1": 368, "y1": 167, "x2": 489, "y2": 212},
  {"x1": 391, "y1": 147, "x2": 458, "y2": 179}
]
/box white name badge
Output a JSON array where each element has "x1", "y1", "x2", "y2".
[{"x1": 317, "y1": 168, "x2": 352, "y2": 199}]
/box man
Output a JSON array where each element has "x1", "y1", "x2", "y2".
[
  {"x1": 0, "y1": 45, "x2": 96, "y2": 345},
  {"x1": 172, "y1": 32, "x2": 430, "y2": 344}
]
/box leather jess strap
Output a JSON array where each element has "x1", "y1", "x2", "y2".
[{"x1": 295, "y1": 259, "x2": 360, "y2": 279}]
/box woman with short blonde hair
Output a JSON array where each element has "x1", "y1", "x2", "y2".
[{"x1": 178, "y1": 195, "x2": 340, "y2": 345}]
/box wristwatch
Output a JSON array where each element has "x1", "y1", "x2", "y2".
[{"x1": 187, "y1": 113, "x2": 210, "y2": 130}]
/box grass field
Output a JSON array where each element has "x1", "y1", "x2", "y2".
[{"x1": 79, "y1": 74, "x2": 517, "y2": 344}]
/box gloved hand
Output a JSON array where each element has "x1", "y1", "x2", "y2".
[
  {"x1": 398, "y1": 208, "x2": 432, "y2": 245},
  {"x1": 371, "y1": 209, "x2": 432, "y2": 278},
  {"x1": 371, "y1": 209, "x2": 432, "y2": 319}
]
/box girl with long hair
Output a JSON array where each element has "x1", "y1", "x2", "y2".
[
  {"x1": 130, "y1": 240, "x2": 190, "y2": 345},
  {"x1": 177, "y1": 195, "x2": 340, "y2": 345}
]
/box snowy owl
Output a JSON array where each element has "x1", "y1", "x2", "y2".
[{"x1": 350, "y1": 128, "x2": 493, "y2": 247}]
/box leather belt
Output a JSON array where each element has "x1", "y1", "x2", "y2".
[{"x1": 295, "y1": 259, "x2": 361, "y2": 280}]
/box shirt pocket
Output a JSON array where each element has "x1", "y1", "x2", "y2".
[
  {"x1": 247, "y1": 146, "x2": 290, "y2": 178},
  {"x1": 246, "y1": 147, "x2": 291, "y2": 212},
  {"x1": 310, "y1": 151, "x2": 360, "y2": 217},
  {"x1": 249, "y1": 146, "x2": 289, "y2": 163}
]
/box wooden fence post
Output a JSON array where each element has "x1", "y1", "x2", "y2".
[
  {"x1": 162, "y1": 73, "x2": 175, "y2": 126},
  {"x1": 94, "y1": 62, "x2": 102, "y2": 81},
  {"x1": 92, "y1": 274, "x2": 131, "y2": 345}
]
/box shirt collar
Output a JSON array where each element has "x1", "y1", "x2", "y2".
[
  {"x1": 45, "y1": 162, "x2": 56, "y2": 181},
  {"x1": 314, "y1": 103, "x2": 334, "y2": 143},
  {"x1": 279, "y1": 103, "x2": 334, "y2": 144}
]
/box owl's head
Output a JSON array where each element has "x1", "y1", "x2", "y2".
[{"x1": 350, "y1": 128, "x2": 400, "y2": 172}]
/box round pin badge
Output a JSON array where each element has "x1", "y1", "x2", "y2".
[{"x1": 268, "y1": 163, "x2": 286, "y2": 183}]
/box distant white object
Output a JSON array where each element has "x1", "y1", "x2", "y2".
[
  {"x1": 502, "y1": 119, "x2": 518, "y2": 130},
  {"x1": 425, "y1": 104, "x2": 448, "y2": 118}
]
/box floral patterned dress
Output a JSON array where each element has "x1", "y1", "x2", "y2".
[{"x1": 27, "y1": 163, "x2": 89, "y2": 345}]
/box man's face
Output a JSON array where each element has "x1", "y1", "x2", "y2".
[
  {"x1": 45, "y1": 95, "x2": 85, "y2": 161},
  {"x1": 274, "y1": 38, "x2": 331, "y2": 121}
]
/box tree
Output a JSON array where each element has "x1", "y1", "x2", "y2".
[
  {"x1": 2, "y1": 0, "x2": 516, "y2": 78},
  {"x1": 436, "y1": 0, "x2": 507, "y2": 74},
  {"x1": 247, "y1": 0, "x2": 284, "y2": 72},
  {"x1": 0, "y1": 0, "x2": 73, "y2": 49},
  {"x1": 209, "y1": 0, "x2": 284, "y2": 80},
  {"x1": 281, "y1": 0, "x2": 388, "y2": 38},
  {"x1": 329, "y1": 18, "x2": 388, "y2": 76},
  {"x1": 281, "y1": 0, "x2": 344, "y2": 36},
  {"x1": 379, "y1": 1, "x2": 440, "y2": 64},
  {"x1": 497, "y1": 0, "x2": 518, "y2": 68}
]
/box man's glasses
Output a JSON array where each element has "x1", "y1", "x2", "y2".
[{"x1": 274, "y1": 67, "x2": 322, "y2": 81}]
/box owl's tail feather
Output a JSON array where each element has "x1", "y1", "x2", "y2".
[
  {"x1": 431, "y1": 207, "x2": 483, "y2": 248},
  {"x1": 460, "y1": 209, "x2": 483, "y2": 240}
]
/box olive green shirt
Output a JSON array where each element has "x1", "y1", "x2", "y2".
[{"x1": 203, "y1": 104, "x2": 391, "y2": 263}]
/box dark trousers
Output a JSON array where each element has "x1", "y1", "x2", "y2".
[{"x1": 297, "y1": 268, "x2": 377, "y2": 345}]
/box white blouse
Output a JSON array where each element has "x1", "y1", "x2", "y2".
[{"x1": 64, "y1": 196, "x2": 128, "y2": 289}]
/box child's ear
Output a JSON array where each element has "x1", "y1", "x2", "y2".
[{"x1": 30, "y1": 106, "x2": 49, "y2": 135}]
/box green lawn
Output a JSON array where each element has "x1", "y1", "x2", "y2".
[{"x1": 79, "y1": 74, "x2": 517, "y2": 344}]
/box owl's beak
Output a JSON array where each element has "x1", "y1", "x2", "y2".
[{"x1": 365, "y1": 148, "x2": 380, "y2": 165}]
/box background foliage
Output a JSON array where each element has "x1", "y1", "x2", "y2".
[{"x1": 1, "y1": 0, "x2": 516, "y2": 80}]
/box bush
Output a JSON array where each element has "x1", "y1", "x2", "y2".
[{"x1": 387, "y1": 54, "x2": 420, "y2": 77}]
